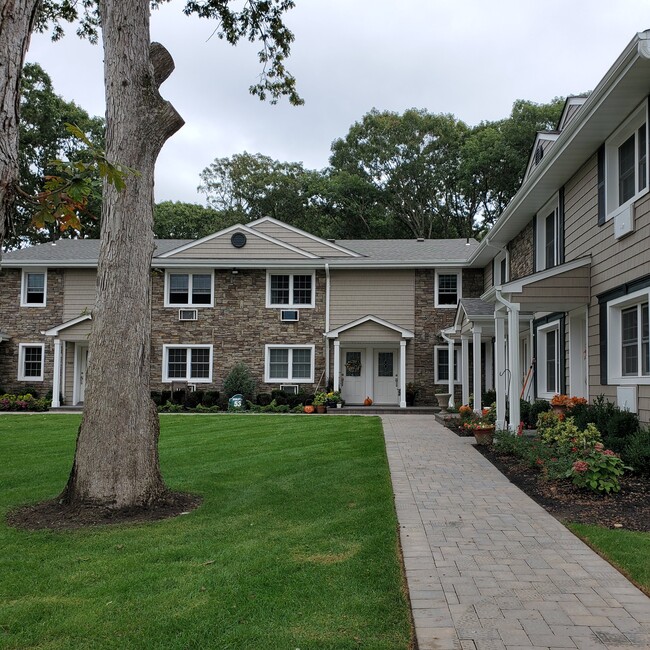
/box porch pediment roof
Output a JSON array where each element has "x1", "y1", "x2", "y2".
[
  {"x1": 500, "y1": 256, "x2": 591, "y2": 312},
  {"x1": 454, "y1": 298, "x2": 495, "y2": 330},
  {"x1": 42, "y1": 313, "x2": 92, "y2": 336},
  {"x1": 325, "y1": 315, "x2": 414, "y2": 339}
]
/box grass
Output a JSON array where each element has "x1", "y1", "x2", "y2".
[
  {"x1": 568, "y1": 523, "x2": 650, "y2": 595},
  {"x1": 0, "y1": 414, "x2": 411, "y2": 650}
]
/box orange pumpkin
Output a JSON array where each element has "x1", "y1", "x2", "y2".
[
  {"x1": 364, "y1": 396, "x2": 373, "y2": 406},
  {"x1": 304, "y1": 405, "x2": 315, "y2": 414}
]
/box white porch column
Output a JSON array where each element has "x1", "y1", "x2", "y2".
[
  {"x1": 333, "y1": 339, "x2": 341, "y2": 392},
  {"x1": 461, "y1": 335, "x2": 470, "y2": 406},
  {"x1": 507, "y1": 306, "x2": 521, "y2": 431},
  {"x1": 484, "y1": 339, "x2": 493, "y2": 392},
  {"x1": 399, "y1": 339, "x2": 407, "y2": 408},
  {"x1": 447, "y1": 336, "x2": 455, "y2": 409},
  {"x1": 495, "y1": 313, "x2": 507, "y2": 430},
  {"x1": 51, "y1": 338, "x2": 62, "y2": 408},
  {"x1": 473, "y1": 327, "x2": 482, "y2": 414}
]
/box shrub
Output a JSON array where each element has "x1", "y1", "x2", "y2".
[
  {"x1": 184, "y1": 390, "x2": 204, "y2": 409},
  {"x1": 202, "y1": 390, "x2": 220, "y2": 407},
  {"x1": 624, "y1": 428, "x2": 650, "y2": 475},
  {"x1": 0, "y1": 393, "x2": 49, "y2": 412},
  {"x1": 566, "y1": 445, "x2": 630, "y2": 494},
  {"x1": 194, "y1": 403, "x2": 220, "y2": 413},
  {"x1": 270, "y1": 390, "x2": 288, "y2": 405},
  {"x1": 256, "y1": 392, "x2": 273, "y2": 406},
  {"x1": 529, "y1": 400, "x2": 551, "y2": 427},
  {"x1": 482, "y1": 389, "x2": 496, "y2": 406},
  {"x1": 222, "y1": 363, "x2": 256, "y2": 400},
  {"x1": 538, "y1": 413, "x2": 602, "y2": 453},
  {"x1": 158, "y1": 400, "x2": 183, "y2": 413},
  {"x1": 171, "y1": 389, "x2": 187, "y2": 404},
  {"x1": 150, "y1": 391, "x2": 163, "y2": 406}
]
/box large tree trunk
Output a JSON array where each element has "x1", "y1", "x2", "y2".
[
  {"x1": 62, "y1": 0, "x2": 184, "y2": 508},
  {"x1": 0, "y1": 0, "x2": 39, "y2": 249}
]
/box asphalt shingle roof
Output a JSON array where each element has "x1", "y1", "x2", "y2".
[{"x1": 459, "y1": 298, "x2": 494, "y2": 318}]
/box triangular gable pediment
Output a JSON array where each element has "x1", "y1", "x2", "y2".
[
  {"x1": 325, "y1": 315, "x2": 414, "y2": 339},
  {"x1": 248, "y1": 217, "x2": 362, "y2": 258},
  {"x1": 158, "y1": 224, "x2": 319, "y2": 261},
  {"x1": 42, "y1": 313, "x2": 92, "y2": 336},
  {"x1": 557, "y1": 96, "x2": 588, "y2": 132},
  {"x1": 525, "y1": 131, "x2": 560, "y2": 180}
]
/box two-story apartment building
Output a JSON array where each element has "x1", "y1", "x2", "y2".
[
  {"x1": 445, "y1": 29, "x2": 650, "y2": 428},
  {"x1": 0, "y1": 217, "x2": 483, "y2": 408},
  {"x1": 3, "y1": 31, "x2": 650, "y2": 424}
]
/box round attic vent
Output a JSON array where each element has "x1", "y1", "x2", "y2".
[{"x1": 231, "y1": 232, "x2": 247, "y2": 248}]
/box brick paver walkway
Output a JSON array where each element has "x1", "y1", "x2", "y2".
[{"x1": 382, "y1": 415, "x2": 650, "y2": 650}]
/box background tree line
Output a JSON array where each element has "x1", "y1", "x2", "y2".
[{"x1": 8, "y1": 63, "x2": 566, "y2": 249}]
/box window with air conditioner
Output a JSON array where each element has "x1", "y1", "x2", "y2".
[
  {"x1": 162, "y1": 345, "x2": 213, "y2": 383},
  {"x1": 266, "y1": 272, "x2": 315, "y2": 308},
  {"x1": 165, "y1": 271, "x2": 214, "y2": 307},
  {"x1": 264, "y1": 345, "x2": 314, "y2": 383}
]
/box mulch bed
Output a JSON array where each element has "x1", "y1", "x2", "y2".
[
  {"x1": 7, "y1": 491, "x2": 202, "y2": 531},
  {"x1": 474, "y1": 443, "x2": 650, "y2": 532}
]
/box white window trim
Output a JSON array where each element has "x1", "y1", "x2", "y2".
[
  {"x1": 605, "y1": 101, "x2": 649, "y2": 221},
  {"x1": 164, "y1": 270, "x2": 214, "y2": 308},
  {"x1": 162, "y1": 344, "x2": 213, "y2": 383},
  {"x1": 434, "y1": 269, "x2": 462, "y2": 308},
  {"x1": 264, "y1": 344, "x2": 315, "y2": 383},
  {"x1": 18, "y1": 343, "x2": 45, "y2": 381},
  {"x1": 606, "y1": 286, "x2": 650, "y2": 385},
  {"x1": 434, "y1": 345, "x2": 461, "y2": 384},
  {"x1": 20, "y1": 269, "x2": 47, "y2": 307},
  {"x1": 536, "y1": 321, "x2": 560, "y2": 399},
  {"x1": 535, "y1": 194, "x2": 559, "y2": 272},
  {"x1": 494, "y1": 251, "x2": 508, "y2": 286},
  {"x1": 266, "y1": 271, "x2": 316, "y2": 309}
]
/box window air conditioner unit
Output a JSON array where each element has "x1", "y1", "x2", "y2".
[
  {"x1": 187, "y1": 384, "x2": 197, "y2": 392},
  {"x1": 614, "y1": 203, "x2": 634, "y2": 240},
  {"x1": 281, "y1": 309, "x2": 299, "y2": 322},
  {"x1": 179, "y1": 309, "x2": 198, "y2": 321},
  {"x1": 280, "y1": 384, "x2": 299, "y2": 395}
]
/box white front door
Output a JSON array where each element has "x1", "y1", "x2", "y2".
[
  {"x1": 74, "y1": 345, "x2": 89, "y2": 405},
  {"x1": 341, "y1": 349, "x2": 365, "y2": 405},
  {"x1": 569, "y1": 310, "x2": 588, "y2": 399},
  {"x1": 374, "y1": 349, "x2": 398, "y2": 405}
]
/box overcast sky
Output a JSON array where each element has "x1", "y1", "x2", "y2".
[{"x1": 26, "y1": 0, "x2": 650, "y2": 205}]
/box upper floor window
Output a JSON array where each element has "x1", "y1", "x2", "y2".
[
  {"x1": 162, "y1": 344, "x2": 213, "y2": 382},
  {"x1": 493, "y1": 251, "x2": 508, "y2": 285},
  {"x1": 606, "y1": 102, "x2": 648, "y2": 219},
  {"x1": 434, "y1": 270, "x2": 461, "y2": 308},
  {"x1": 21, "y1": 270, "x2": 47, "y2": 307},
  {"x1": 264, "y1": 344, "x2": 314, "y2": 382},
  {"x1": 18, "y1": 343, "x2": 45, "y2": 381},
  {"x1": 165, "y1": 272, "x2": 213, "y2": 307},
  {"x1": 266, "y1": 272, "x2": 315, "y2": 308},
  {"x1": 535, "y1": 196, "x2": 559, "y2": 272}
]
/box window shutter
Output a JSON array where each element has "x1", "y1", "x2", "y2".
[
  {"x1": 597, "y1": 144, "x2": 606, "y2": 226},
  {"x1": 558, "y1": 186, "x2": 565, "y2": 265}
]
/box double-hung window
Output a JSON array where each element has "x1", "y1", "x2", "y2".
[
  {"x1": 18, "y1": 343, "x2": 45, "y2": 381},
  {"x1": 536, "y1": 322, "x2": 560, "y2": 398},
  {"x1": 434, "y1": 270, "x2": 461, "y2": 308},
  {"x1": 434, "y1": 346, "x2": 461, "y2": 384},
  {"x1": 21, "y1": 270, "x2": 47, "y2": 307},
  {"x1": 535, "y1": 196, "x2": 559, "y2": 271},
  {"x1": 607, "y1": 287, "x2": 650, "y2": 384},
  {"x1": 165, "y1": 272, "x2": 213, "y2": 307},
  {"x1": 265, "y1": 345, "x2": 314, "y2": 383},
  {"x1": 605, "y1": 102, "x2": 649, "y2": 219},
  {"x1": 162, "y1": 345, "x2": 213, "y2": 382},
  {"x1": 266, "y1": 272, "x2": 315, "y2": 308}
]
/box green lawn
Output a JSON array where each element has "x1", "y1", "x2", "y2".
[
  {"x1": 0, "y1": 414, "x2": 411, "y2": 650},
  {"x1": 568, "y1": 523, "x2": 650, "y2": 595}
]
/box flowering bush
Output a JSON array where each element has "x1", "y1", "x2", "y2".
[
  {"x1": 0, "y1": 393, "x2": 49, "y2": 412},
  {"x1": 566, "y1": 446, "x2": 631, "y2": 493},
  {"x1": 458, "y1": 404, "x2": 473, "y2": 420},
  {"x1": 325, "y1": 391, "x2": 341, "y2": 404},
  {"x1": 550, "y1": 394, "x2": 588, "y2": 408},
  {"x1": 537, "y1": 413, "x2": 602, "y2": 453},
  {"x1": 461, "y1": 405, "x2": 496, "y2": 431}
]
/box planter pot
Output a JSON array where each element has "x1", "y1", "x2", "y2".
[
  {"x1": 315, "y1": 405, "x2": 327, "y2": 414},
  {"x1": 472, "y1": 426, "x2": 495, "y2": 446},
  {"x1": 435, "y1": 393, "x2": 452, "y2": 413}
]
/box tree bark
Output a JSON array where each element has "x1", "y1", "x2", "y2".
[
  {"x1": 0, "y1": 0, "x2": 40, "y2": 249},
  {"x1": 62, "y1": 0, "x2": 184, "y2": 508}
]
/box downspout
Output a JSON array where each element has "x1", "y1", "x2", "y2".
[{"x1": 325, "y1": 263, "x2": 331, "y2": 386}]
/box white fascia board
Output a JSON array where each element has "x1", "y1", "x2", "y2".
[
  {"x1": 248, "y1": 216, "x2": 364, "y2": 258},
  {"x1": 42, "y1": 313, "x2": 92, "y2": 336},
  {"x1": 157, "y1": 223, "x2": 319, "y2": 259},
  {"x1": 325, "y1": 314, "x2": 415, "y2": 339}
]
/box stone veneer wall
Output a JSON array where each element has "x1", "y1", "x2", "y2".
[
  {"x1": 149, "y1": 269, "x2": 327, "y2": 395},
  {"x1": 0, "y1": 268, "x2": 64, "y2": 395},
  {"x1": 508, "y1": 221, "x2": 534, "y2": 281},
  {"x1": 413, "y1": 268, "x2": 483, "y2": 405}
]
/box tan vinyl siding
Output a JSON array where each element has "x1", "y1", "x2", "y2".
[
  {"x1": 63, "y1": 341, "x2": 74, "y2": 405},
  {"x1": 515, "y1": 267, "x2": 590, "y2": 308},
  {"x1": 483, "y1": 263, "x2": 493, "y2": 292},
  {"x1": 63, "y1": 270, "x2": 96, "y2": 320},
  {"x1": 329, "y1": 270, "x2": 415, "y2": 331},
  {"x1": 565, "y1": 153, "x2": 650, "y2": 422},
  {"x1": 58, "y1": 320, "x2": 92, "y2": 341},
  {"x1": 250, "y1": 221, "x2": 353, "y2": 257},
  {"x1": 166, "y1": 232, "x2": 311, "y2": 260}
]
